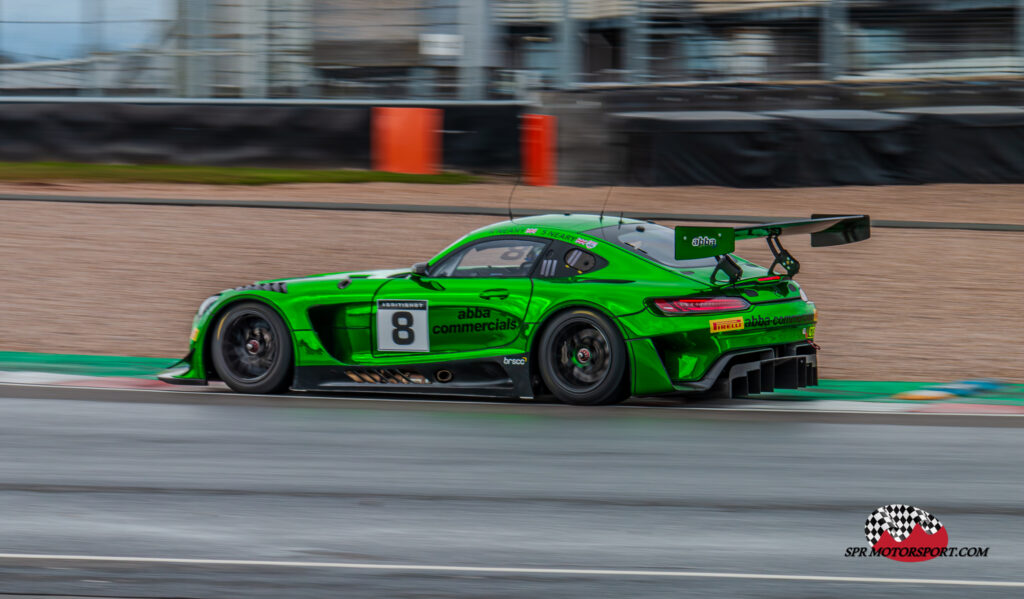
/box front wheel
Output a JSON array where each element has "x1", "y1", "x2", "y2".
[
  {"x1": 537, "y1": 309, "x2": 629, "y2": 406},
  {"x1": 211, "y1": 302, "x2": 293, "y2": 394}
]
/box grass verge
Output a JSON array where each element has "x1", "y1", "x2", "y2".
[{"x1": 0, "y1": 162, "x2": 481, "y2": 185}]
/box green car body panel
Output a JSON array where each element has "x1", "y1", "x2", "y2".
[{"x1": 160, "y1": 213, "x2": 865, "y2": 399}]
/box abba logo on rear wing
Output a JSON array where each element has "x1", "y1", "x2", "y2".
[{"x1": 675, "y1": 227, "x2": 736, "y2": 260}]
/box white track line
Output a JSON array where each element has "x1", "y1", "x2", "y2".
[
  {"x1": 1, "y1": 381, "x2": 1022, "y2": 417},
  {"x1": 0, "y1": 372, "x2": 83, "y2": 385},
  {"x1": 0, "y1": 553, "x2": 1019, "y2": 587}
]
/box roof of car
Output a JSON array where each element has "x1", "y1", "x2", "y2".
[{"x1": 477, "y1": 213, "x2": 645, "y2": 236}]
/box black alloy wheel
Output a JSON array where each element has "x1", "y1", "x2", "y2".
[
  {"x1": 211, "y1": 302, "x2": 293, "y2": 394},
  {"x1": 537, "y1": 308, "x2": 628, "y2": 405}
]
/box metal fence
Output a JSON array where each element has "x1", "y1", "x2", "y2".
[{"x1": 0, "y1": 0, "x2": 1019, "y2": 99}]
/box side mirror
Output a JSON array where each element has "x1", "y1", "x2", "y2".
[{"x1": 411, "y1": 262, "x2": 428, "y2": 276}]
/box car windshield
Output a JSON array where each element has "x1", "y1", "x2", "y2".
[{"x1": 587, "y1": 223, "x2": 721, "y2": 269}]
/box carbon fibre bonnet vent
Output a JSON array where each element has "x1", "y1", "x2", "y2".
[{"x1": 234, "y1": 281, "x2": 288, "y2": 293}]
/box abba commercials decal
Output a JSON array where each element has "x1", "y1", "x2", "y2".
[
  {"x1": 431, "y1": 307, "x2": 519, "y2": 335},
  {"x1": 844, "y1": 504, "x2": 989, "y2": 562}
]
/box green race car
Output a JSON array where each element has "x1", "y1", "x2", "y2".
[{"x1": 159, "y1": 213, "x2": 869, "y2": 405}]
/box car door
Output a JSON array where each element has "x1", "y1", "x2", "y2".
[{"x1": 372, "y1": 237, "x2": 547, "y2": 359}]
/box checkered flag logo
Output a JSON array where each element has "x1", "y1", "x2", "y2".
[{"x1": 865, "y1": 504, "x2": 943, "y2": 545}]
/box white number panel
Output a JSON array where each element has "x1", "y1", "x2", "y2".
[{"x1": 376, "y1": 300, "x2": 429, "y2": 352}]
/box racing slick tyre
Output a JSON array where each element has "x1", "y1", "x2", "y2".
[
  {"x1": 537, "y1": 308, "x2": 629, "y2": 406},
  {"x1": 211, "y1": 302, "x2": 293, "y2": 394}
]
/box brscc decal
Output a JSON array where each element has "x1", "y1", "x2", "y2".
[
  {"x1": 574, "y1": 237, "x2": 599, "y2": 250},
  {"x1": 709, "y1": 317, "x2": 744, "y2": 333},
  {"x1": 503, "y1": 356, "x2": 527, "y2": 366}
]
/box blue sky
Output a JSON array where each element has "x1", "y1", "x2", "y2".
[{"x1": 1, "y1": 0, "x2": 172, "y2": 61}]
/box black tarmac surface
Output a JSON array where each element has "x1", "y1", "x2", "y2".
[{"x1": 0, "y1": 385, "x2": 1021, "y2": 598}]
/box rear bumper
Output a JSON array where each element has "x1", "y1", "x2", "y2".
[{"x1": 674, "y1": 342, "x2": 818, "y2": 397}]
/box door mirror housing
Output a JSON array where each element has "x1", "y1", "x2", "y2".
[{"x1": 411, "y1": 262, "x2": 428, "y2": 276}]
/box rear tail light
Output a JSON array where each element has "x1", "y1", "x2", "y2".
[{"x1": 653, "y1": 297, "x2": 750, "y2": 315}]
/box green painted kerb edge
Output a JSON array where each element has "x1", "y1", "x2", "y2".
[
  {"x1": 0, "y1": 352, "x2": 175, "y2": 379},
  {"x1": 757, "y1": 379, "x2": 1024, "y2": 405}
]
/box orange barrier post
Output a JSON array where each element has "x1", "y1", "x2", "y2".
[
  {"x1": 372, "y1": 107, "x2": 442, "y2": 174},
  {"x1": 521, "y1": 114, "x2": 557, "y2": 186}
]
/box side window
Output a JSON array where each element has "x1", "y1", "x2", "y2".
[
  {"x1": 535, "y1": 242, "x2": 606, "y2": 278},
  {"x1": 565, "y1": 249, "x2": 597, "y2": 272},
  {"x1": 430, "y1": 238, "x2": 547, "y2": 278}
]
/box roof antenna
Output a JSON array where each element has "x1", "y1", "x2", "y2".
[
  {"x1": 618, "y1": 211, "x2": 624, "y2": 229},
  {"x1": 507, "y1": 178, "x2": 519, "y2": 223},
  {"x1": 599, "y1": 186, "x2": 614, "y2": 223}
]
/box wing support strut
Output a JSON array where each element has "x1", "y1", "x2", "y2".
[{"x1": 766, "y1": 231, "x2": 800, "y2": 277}]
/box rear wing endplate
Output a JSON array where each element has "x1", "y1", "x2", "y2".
[{"x1": 675, "y1": 214, "x2": 870, "y2": 280}]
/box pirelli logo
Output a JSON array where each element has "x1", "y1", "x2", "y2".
[{"x1": 709, "y1": 317, "x2": 745, "y2": 333}]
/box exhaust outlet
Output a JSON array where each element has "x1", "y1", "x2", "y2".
[{"x1": 435, "y1": 369, "x2": 454, "y2": 383}]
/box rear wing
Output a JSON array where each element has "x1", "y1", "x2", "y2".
[{"x1": 675, "y1": 214, "x2": 870, "y2": 281}]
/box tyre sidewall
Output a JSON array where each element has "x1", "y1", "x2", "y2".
[
  {"x1": 537, "y1": 308, "x2": 628, "y2": 405},
  {"x1": 212, "y1": 301, "x2": 293, "y2": 394}
]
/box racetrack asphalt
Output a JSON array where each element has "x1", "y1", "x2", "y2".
[{"x1": 0, "y1": 385, "x2": 1022, "y2": 598}]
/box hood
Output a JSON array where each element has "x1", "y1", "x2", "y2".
[{"x1": 259, "y1": 268, "x2": 410, "y2": 286}]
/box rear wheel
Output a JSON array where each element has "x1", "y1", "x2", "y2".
[
  {"x1": 537, "y1": 309, "x2": 629, "y2": 406},
  {"x1": 211, "y1": 302, "x2": 293, "y2": 394}
]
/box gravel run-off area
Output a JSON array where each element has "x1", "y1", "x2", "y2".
[{"x1": 1, "y1": 181, "x2": 1021, "y2": 383}]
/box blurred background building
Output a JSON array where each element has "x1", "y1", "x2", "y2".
[{"x1": 0, "y1": 0, "x2": 1018, "y2": 99}]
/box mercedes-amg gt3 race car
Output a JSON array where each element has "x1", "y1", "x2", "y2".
[{"x1": 159, "y1": 213, "x2": 869, "y2": 405}]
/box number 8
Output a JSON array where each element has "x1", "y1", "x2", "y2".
[{"x1": 392, "y1": 311, "x2": 415, "y2": 345}]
